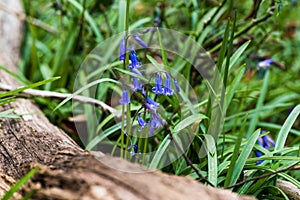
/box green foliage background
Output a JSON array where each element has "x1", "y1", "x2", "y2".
[{"x1": 12, "y1": 0, "x2": 300, "y2": 198}]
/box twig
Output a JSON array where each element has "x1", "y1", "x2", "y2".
[
  {"x1": 162, "y1": 113, "x2": 215, "y2": 187},
  {"x1": 157, "y1": 101, "x2": 215, "y2": 187},
  {"x1": 234, "y1": 4, "x2": 275, "y2": 39},
  {"x1": 0, "y1": 83, "x2": 116, "y2": 114},
  {"x1": 244, "y1": 0, "x2": 263, "y2": 20},
  {"x1": 202, "y1": 0, "x2": 227, "y2": 29},
  {"x1": 224, "y1": 165, "x2": 300, "y2": 189},
  {"x1": 166, "y1": 126, "x2": 215, "y2": 187},
  {"x1": 209, "y1": 1, "x2": 275, "y2": 53}
]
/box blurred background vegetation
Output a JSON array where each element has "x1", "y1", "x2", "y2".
[{"x1": 13, "y1": 0, "x2": 300, "y2": 198}]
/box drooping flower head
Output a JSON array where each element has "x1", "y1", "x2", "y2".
[
  {"x1": 120, "y1": 90, "x2": 130, "y2": 105},
  {"x1": 260, "y1": 135, "x2": 275, "y2": 149},
  {"x1": 163, "y1": 72, "x2": 174, "y2": 96},
  {"x1": 129, "y1": 49, "x2": 142, "y2": 69},
  {"x1": 128, "y1": 144, "x2": 138, "y2": 156},
  {"x1": 137, "y1": 113, "x2": 148, "y2": 129},
  {"x1": 131, "y1": 77, "x2": 142, "y2": 91},
  {"x1": 255, "y1": 131, "x2": 275, "y2": 164},
  {"x1": 133, "y1": 33, "x2": 147, "y2": 48},
  {"x1": 145, "y1": 97, "x2": 160, "y2": 113},
  {"x1": 131, "y1": 144, "x2": 138, "y2": 156},
  {"x1": 152, "y1": 74, "x2": 164, "y2": 95},
  {"x1": 119, "y1": 37, "x2": 126, "y2": 61},
  {"x1": 149, "y1": 113, "x2": 164, "y2": 137}
]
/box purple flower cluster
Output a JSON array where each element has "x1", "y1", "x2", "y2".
[
  {"x1": 255, "y1": 132, "x2": 275, "y2": 164},
  {"x1": 152, "y1": 72, "x2": 178, "y2": 96},
  {"x1": 118, "y1": 34, "x2": 180, "y2": 139}
]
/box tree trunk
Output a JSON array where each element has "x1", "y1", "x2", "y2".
[{"x1": 0, "y1": 1, "x2": 256, "y2": 199}]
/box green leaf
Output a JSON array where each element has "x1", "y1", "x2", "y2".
[
  {"x1": 149, "y1": 136, "x2": 171, "y2": 169},
  {"x1": 157, "y1": 28, "x2": 169, "y2": 67},
  {"x1": 225, "y1": 65, "x2": 245, "y2": 110},
  {"x1": 223, "y1": 14, "x2": 236, "y2": 88},
  {"x1": 206, "y1": 135, "x2": 218, "y2": 186},
  {"x1": 257, "y1": 122, "x2": 300, "y2": 136},
  {"x1": 118, "y1": 0, "x2": 127, "y2": 32},
  {"x1": 195, "y1": 7, "x2": 217, "y2": 35},
  {"x1": 247, "y1": 70, "x2": 270, "y2": 138},
  {"x1": 130, "y1": 18, "x2": 151, "y2": 30},
  {"x1": 146, "y1": 54, "x2": 164, "y2": 70},
  {"x1": 0, "y1": 65, "x2": 30, "y2": 85},
  {"x1": 114, "y1": 67, "x2": 148, "y2": 82},
  {"x1": 216, "y1": 20, "x2": 230, "y2": 72},
  {"x1": 228, "y1": 41, "x2": 251, "y2": 73},
  {"x1": 275, "y1": 104, "x2": 300, "y2": 151},
  {"x1": 0, "y1": 77, "x2": 60, "y2": 99},
  {"x1": 224, "y1": 114, "x2": 248, "y2": 187},
  {"x1": 0, "y1": 97, "x2": 16, "y2": 106},
  {"x1": 0, "y1": 109, "x2": 20, "y2": 119},
  {"x1": 230, "y1": 129, "x2": 261, "y2": 185},
  {"x1": 173, "y1": 114, "x2": 208, "y2": 133},
  {"x1": 67, "y1": 0, "x2": 103, "y2": 41},
  {"x1": 85, "y1": 123, "x2": 122, "y2": 150},
  {"x1": 2, "y1": 167, "x2": 39, "y2": 200}
]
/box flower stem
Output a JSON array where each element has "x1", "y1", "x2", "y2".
[
  {"x1": 120, "y1": 105, "x2": 125, "y2": 158},
  {"x1": 123, "y1": 0, "x2": 131, "y2": 160}
]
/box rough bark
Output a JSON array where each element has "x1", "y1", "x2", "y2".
[{"x1": 0, "y1": 1, "x2": 257, "y2": 199}]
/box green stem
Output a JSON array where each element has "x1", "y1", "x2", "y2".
[
  {"x1": 121, "y1": 105, "x2": 125, "y2": 157},
  {"x1": 125, "y1": 0, "x2": 130, "y2": 33},
  {"x1": 123, "y1": 0, "x2": 131, "y2": 159},
  {"x1": 125, "y1": 103, "x2": 131, "y2": 160},
  {"x1": 142, "y1": 133, "x2": 148, "y2": 164}
]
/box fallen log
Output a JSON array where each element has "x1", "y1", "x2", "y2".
[{"x1": 0, "y1": 1, "x2": 256, "y2": 199}]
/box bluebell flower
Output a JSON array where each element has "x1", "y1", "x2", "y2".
[
  {"x1": 128, "y1": 144, "x2": 138, "y2": 156},
  {"x1": 261, "y1": 135, "x2": 275, "y2": 149},
  {"x1": 149, "y1": 114, "x2": 164, "y2": 137},
  {"x1": 119, "y1": 37, "x2": 126, "y2": 61},
  {"x1": 133, "y1": 33, "x2": 147, "y2": 48},
  {"x1": 130, "y1": 67, "x2": 144, "y2": 91},
  {"x1": 257, "y1": 58, "x2": 274, "y2": 69},
  {"x1": 255, "y1": 151, "x2": 264, "y2": 164},
  {"x1": 143, "y1": 97, "x2": 163, "y2": 136},
  {"x1": 137, "y1": 113, "x2": 148, "y2": 129},
  {"x1": 257, "y1": 136, "x2": 263, "y2": 147},
  {"x1": 163, "y1": 73, "x2": 174, "y2": 96},
  {"x1": 174, "y1": 79, "x2": 180, "y2": 92},
  {"x1": 255, "y1": 150, "x2": 262, "y2": 158},
  {"x1": 255, "y1": 132, "x2": 275, "y2": 164},
  {"x1": 131, "y1": 77, "x2": 141, "y2": 91},
  {"x1": 129, "y1": 49, "x2": 142, "y2": 69},
  {"x1": 119, "y1": 90, "x2": 130, "y2": 105},
  {"x1": 145, "y1": 97, "x2": 160, "y2": 112},
  {"x1": 152, "y1": 74, "x2": 164, "y2": 94}
]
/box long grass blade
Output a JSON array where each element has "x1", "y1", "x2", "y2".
[
  {"x1": 247, "y1": 70, "x2": 270, "y2": 138},
  {"x1": 230, "y1": 128, "x2": 261, "y2": 185},
  {"x1": 275, "y1": 104, "x2": 300, "y2": 151},
  {"x1": 2, "y1": 167, "x2": 39, "y2": 200},
  {"x1": 0, "y1": 77, "x2": 60, "y2": 99}
]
